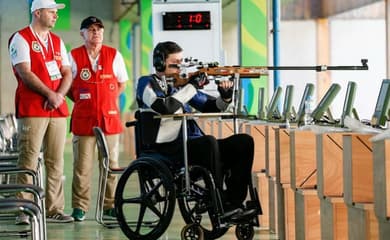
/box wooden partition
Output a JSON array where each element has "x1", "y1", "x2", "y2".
[
  {"x1": 290, "y1": 130, "x2": 320, "y2": 240},
  {"x1": 245, "y1": 124, "x2": 267, "y2": 172},
  {"x1": 266, "y1": 124, "x2": 278, "y2": 233},
  {"x1": 254, "y1": 172, "x2": 270, "y2": 227},
  {"x1": 295, "y1": 189, "x2": 321, "y2": 240},
  {"x1": 196, "y1": 118, "x2": 214, "y2": 135},
  {"x1": 266, "y1": 125, "x2": 277, "y2": 178},
  {"x1": 343, "y1": 133, "x2": 379, "y2": 240},
  {"x1": 316, "y1": 131, "x2": 349, "y2": 240},
  {"x1": 343, "y1": 133, "x2": 374, "y2": 204},
  {"x1": 316, "y1": 132, "x2": 344, "y2": 198},
  {"x1": 372, "y1": 139, "x2": 390, "y2": 239},
  {"x1": 265, "y1": 124, "x2": 278, "y2": 233},
  {"x1": 347, "y1": 204, "x2": 378, "y2": 240},
  {"x1": 245, "y1": 122, "x2": 269, "y2": 229},
  {"x1": 274, "y1": 127, "x2": 292, "y2": 239},
  {"x1": 217, "y1": 119, "x2": 234, "y2": 138},
  {"x1": 290, "y1": 130, "x2": 317, "y2": 190},
  {"x1": 320, "y1": 197, "x2": 348, "y2": 240},
  {"x1": 372, "y1": 139, "x2": 390, "y2": 219},
  {"x1": 283, "y1": 185, "x2": 296, "y2": 240},
  {"x1": 275, "y1": 128, "x2": 291, "y2": 185}
]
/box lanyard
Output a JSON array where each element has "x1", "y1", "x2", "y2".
[{"x1": 29, "y1": 25, "x2": 55, "y2": 61}]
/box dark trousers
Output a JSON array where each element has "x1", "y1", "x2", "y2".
[{"x1": 187, "y1": 133, "x2": 254, "y2": 208}]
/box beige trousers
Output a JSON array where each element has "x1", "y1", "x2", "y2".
[
  {"x1": 17, "y1": 117, "x2": 67, "y2": 215},
  {"x1": 71, "y1": 134, "x2": 119, "y2": 212}
]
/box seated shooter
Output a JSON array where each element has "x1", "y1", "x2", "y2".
[{"x1": 136, "y1": 41, "x2": 256, "y2": 221}]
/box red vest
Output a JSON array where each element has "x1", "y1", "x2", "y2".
[
  {"x1": 10, "y1": 27, "x2": 69, "y2": 118},
  {"x1": 69, "y1": 45, "x2": 123, "y2": 136}
]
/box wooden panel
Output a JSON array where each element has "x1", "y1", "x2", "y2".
[
  {"x1": 269, "y1": 177, "x2": 278, "y2": 233},
  {"x1": 291, "y1": 130, "x2": 317, "y2": 189},
  {"x1": 348, "y1": 204, "x2": 379, "y2": 240},
  {"x1": 217, "y1": 120, "x2": 234, "y2": 139},
  {"x1": 322, "y1": 132, "x2": 344, "y2": 197},
  {"x1": 267, "y1": 126, "x2": 277, "y2": 178},
  {"x1": 245, "y1": 124, "x2": 266, "y2": 172},
  {"x1": 295, "y1": 189, "x2": 320, "y2": 240},
  {"x1": 347, "y1": 134, "x2": 374, "y2": 203},
  {"x1": 279, "y1": 129, "x2": 291, "y2": 184},
  {"x1": 254, "y1": 172, "x2": 269, "y2": 228},
  {"x1": 284, "y1": 185, "x2": 296, "y2": 240},
  {"x1": 372, "y1": 139, "x2": 390, "y2": 220},
  {"x1": 304, "y1": 194, "x2": 321, "y2": 240},
  {"x1": 333, "y1": 199, "x2": 348, "y2": 240},
  {"x1": 320, "y1": 197, "x2": 348, "y2": 240},
  {"x1": 196, "y1": 118, "x2": 211, "y2": 135}
]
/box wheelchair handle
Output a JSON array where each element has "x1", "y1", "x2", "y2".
[{"x1": 125, "y1": 121, "x2": 137, "y2": 128}]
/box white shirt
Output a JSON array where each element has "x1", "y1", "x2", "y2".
[
  {"x1": 9, "y1": 27, "x2": 70, "y2": 67},
  {"x1": 68, "y1": 49, "x2": 129, "y2": 83}
]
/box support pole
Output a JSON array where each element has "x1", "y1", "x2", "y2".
[
  {"x1": 386, "y1": 0, "x2": 390, "y2": 78},
  {"x1": 272, "y1": 0, "x2": 281, "y2": 90}
]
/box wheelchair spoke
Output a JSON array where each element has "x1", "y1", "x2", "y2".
[
  {"x1": 115, "y1": 157, "x2": 177, "y2": 240},
  {"x1": 143, "y1": 179, "x2": 163, "y2": 199},
  {"x1": 135, "y1": 204, "x2": 147, "y2": 234},
  {"x1": 121, "y1": 196, "x2": 142, "y2": 204}
]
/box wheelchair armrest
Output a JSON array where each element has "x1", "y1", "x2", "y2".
[{"x1": 125, "y1": 120, "x2": 137, "y2": 128}]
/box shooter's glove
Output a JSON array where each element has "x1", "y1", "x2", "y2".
[
  {"x1": 217, "y1": 80, "x2": 233, "y2": 102},
  {"x1": 188, "y1": 72, "x2": 209, "y2": 89}
]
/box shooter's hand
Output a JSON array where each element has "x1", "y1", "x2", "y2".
[
  {"x1": 217, "y1": 80, "x2": 233, "y2": 102},
  {"x1": 188, "y1": 72, "x2": 209, "y2": 89}
]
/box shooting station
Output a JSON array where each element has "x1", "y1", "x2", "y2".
[{"x1": 1, "y1": 0, "x2": 390, "y2": 240}]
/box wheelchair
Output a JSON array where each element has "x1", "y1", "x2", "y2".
[{"x1": 114, "y1": 111, "x2": 262, "y2": 240}]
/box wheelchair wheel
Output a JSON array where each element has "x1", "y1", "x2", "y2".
[
  {"x1": 115, "y1": 157, "x2": 176, "y2": 240},
  {"x1": 178, "y1": 165, "x2": 229, "y2": 239},
  {"x1": 181, "y1": 223, "x2": 204, "y2": 240},
  {"x1": 235, "y1": 223, "x2": 255, "y2": 240}
]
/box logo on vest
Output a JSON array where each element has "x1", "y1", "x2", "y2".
[
  {"x1": 109, "y1": 83, "x2": 116, "y2": 90},
  {"x1": 80, "y1": 68, "x2": 91, "y2": 81},
  {"x1": 32, "y1": 41, "x2": 41, "y2": 52}
]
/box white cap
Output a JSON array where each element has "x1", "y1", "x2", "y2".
[{"x1": 31, "y1": 0, "x2": 65, "y2": 13}]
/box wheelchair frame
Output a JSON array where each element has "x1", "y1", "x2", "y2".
[
  {"x1": 114, "y1": 74, "x2": 262, "y2": 239},
  {"x1": 114, "y1": 112, "x2": 262, "y2": 240}
]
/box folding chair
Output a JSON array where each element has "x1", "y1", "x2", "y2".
[
  {"x1": 0, "y1": 184, "x2": 46, "y2": 240},
  {"x1": 93, "y1": 126, "x2": 127, "y2": 227}
]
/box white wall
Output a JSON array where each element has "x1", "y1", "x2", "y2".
[
  {"x1": 330, "y1": 19, "x2": 386, "y2": 120},
  {"x1": 272, "y1": 21, "x2": 317, "y2": 113},
  {"x1": 267, "y1": 19, "x2": 386, "y2": 121}
]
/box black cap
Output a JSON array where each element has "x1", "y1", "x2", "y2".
[{"x1": 80, "y1": 16, "x2": 104, "y2": 30}]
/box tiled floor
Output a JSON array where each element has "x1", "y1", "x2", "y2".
[{"x1": 0, "y1": 143, "x2": 279, "y2": 240}]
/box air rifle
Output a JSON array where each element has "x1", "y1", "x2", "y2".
[{"x1": 167, "y1": 58, "x2": 368, "y2": 81}]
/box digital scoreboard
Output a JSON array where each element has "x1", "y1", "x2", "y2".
[{"x1": 162, "y1": 11, "x2": 211, "y2": 30}]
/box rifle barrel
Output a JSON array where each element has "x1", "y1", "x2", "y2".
[{"x1": 267, "y1": 65, "x2": 368, "y2": 72}]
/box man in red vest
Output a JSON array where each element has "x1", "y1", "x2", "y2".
[
  {"x1": 68, "y1": 16, "x2": 129, "y2": 221},
  {"x1": 8, "y1": 0, "x2": 74, "y2": 224}
]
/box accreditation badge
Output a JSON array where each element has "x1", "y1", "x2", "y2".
[
  {"x1": 45, "y1": 60, "x2": 62, "y2": 81},
  {"x1": 80, "y1": 68, "x2": 91, "y2": 81}
]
